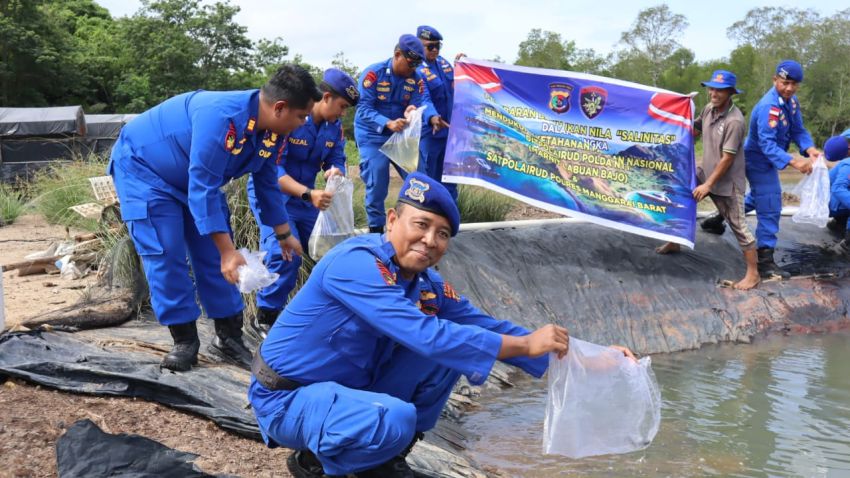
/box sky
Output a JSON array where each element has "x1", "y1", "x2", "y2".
[{"x1": 97, "y1": 0, "x2": 844, "y2": 71}]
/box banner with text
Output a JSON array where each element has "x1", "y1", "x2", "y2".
[{"x1": 445, "y1": 59, "x2": 697, "y2": 247}]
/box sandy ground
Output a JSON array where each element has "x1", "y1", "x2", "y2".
[{"x1": 0, "y1": 215, "x2": 293, "y2": 478}]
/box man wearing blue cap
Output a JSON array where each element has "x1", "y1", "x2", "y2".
[
  {"x1": 416, "y1": 25, "x2": 458, "y2": 201},
  {"x1": 108, "y1": 65, "x2": 320, "y2": 371},
  {"x1": 354, "y1": 34, "x2": 448, "y2": 234},
  {"x1": 726, "y1": 60, "x2": 821, "y2": 279},
  {"x1": 248, "y1": 172, "x2": 631, "y2": 478},
  {"x1": 246, "y1": 68, "x2": 359, "y2": 336},
  {"x1": 657, "y1": 70, "x2": 759, "y2": 289},
  {"x1": 823, "y1": 132, "x2": 850, "y2": 253}
]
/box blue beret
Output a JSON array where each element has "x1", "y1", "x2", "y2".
[
  {"x1": 398, "y1": 172, "x2": 460, "y2": 236},
  {"x1": 700, "y1": 69, "x2": 742, "y2": 94},
  {"x1": 397, "y1": 34, "x2": 425, "y2": 63},
  {"x1": 776, "y1": 60, "x2": 804, "y2": 82},
  {"x1": 824, "y1": 135, "x2": 850, "y2": 162},
  {"x1": 322, "y1": 68, "x2": 359, "y2": 106},
  {"x1": 417, "y1": 25, "x2": 443, "y2": 41}
]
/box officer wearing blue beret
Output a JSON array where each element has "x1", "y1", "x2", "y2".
[
  {"x1": 246, "y1": 68, "x2": 359, "y2": 336},
  {"x1": 354, "y1": 34, "x2": 448, "y2": 234},
  {"x1": 249, "y1": 173, "x2": 632, "y2": 477},
  {"x1": 823, "y1": 132, "x2": 850, "y2": 253},
  {"x1": 705, "y1": 60, "x2": 821, "y2": 279},
  {"x1": 108, "y1": 65, "x2": 321, "y2": 371},
  {"x1": 415, "y1": 25, "x2": 458, "y2": 201}
]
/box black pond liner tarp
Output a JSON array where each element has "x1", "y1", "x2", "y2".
[
  {"x1": 439, "y1": 217, "x2": 850, "y2": 354},
  {"x1": 56, "y1": 419, "x2": 217, "y2": 478}
]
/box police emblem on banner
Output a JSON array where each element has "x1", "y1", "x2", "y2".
[
  {"x1": 580, "y1": 86, "x2": 607, "y2": 120},
  {"x1": 548, "y1": 82, "x2": 573, "y2": 114}
]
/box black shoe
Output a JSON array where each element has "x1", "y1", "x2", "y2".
[
  {"x1": 700, "y1": 213, "x2": 726, "y2": 235},
  {"x1": 355, "y1": 431, "x2": 422, "y2": 478},
  {"x1": 757, "y1": 247, "x2": 790, "y2": 279},
  {"x1": 161, "y1": 322, "x2": 200, "y2": 371},
  {"x1": 368, "y1": 226, "x2": 385, "y2": 234},
  {"x1": 827, "y1": 217, "x2": 846, "y2": 234},
  {"x1": 208, "y1": 313, "x2": 252, "y2": 368},
  {"x1": 287, "y1": 450, "x2": 342, "y2": 478},
  {"x1": 251, "y1": 307, "x2": 280, "y2": 339}
]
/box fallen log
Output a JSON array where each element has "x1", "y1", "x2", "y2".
[{"x1": 17, "y1": 288, "x2": 136, "y2": 330}]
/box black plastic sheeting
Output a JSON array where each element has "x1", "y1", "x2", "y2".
[
  {"x1": 56, "y1": 419, "x2": 216, "y2": 478},
  {"x1": 0, "y1": 106, "x2": 85, "y2": 137},
  {"x1": 439, "y1": 217, "x2": 850, "y2": 354}
]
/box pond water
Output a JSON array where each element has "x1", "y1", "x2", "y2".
[{"x1": 460, "y1": 332, "x2": 850, "y2": 477}]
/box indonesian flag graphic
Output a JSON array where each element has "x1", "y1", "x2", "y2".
[
  {"x1": 647, "y1": 92, "x2": 692, "y2": 129},
  {"x1": 454, "y1": 62, "x2": 503, "y2": 93}
]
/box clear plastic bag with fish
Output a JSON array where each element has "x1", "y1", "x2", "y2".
[
  {"x1": 543, "y1": 338, "x2": 661, "y2": 458},
  {"x1": 308, "y1": 175, "x2": 356, "y2": 259},
  {"x1": 236, "y1": 248, "x2": 279, "y2": 294},
  {"x1": 792, "y1": 155, "x2": 830, "y2": 227},
  {"x1": 379, "y1": 106, "x2": 425, "y2": 173}
]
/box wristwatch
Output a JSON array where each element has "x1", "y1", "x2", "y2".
[
  {"x1": 275, "y1": 230, "x2": 292, "y2": 241},
  {"x1": 301, "y1": 188, "x2": 312, "y2": 201}
]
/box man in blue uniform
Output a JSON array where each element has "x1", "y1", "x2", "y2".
[
  {"x1": 247, "y1": 68, "x2": 359, "y2": 336},
  {"x1": 354, "y1": 34, "x2": 449, "y2": 234},
  {"x1": 249, "y1": 173, "x2": 634, "y2": 478},
  {"x1": 710, "y1": 60, "x2": 820, "y2": 279},
  {"x1": 109, "y1": 65, "x2": 320, "y2": 371},
  {"x1": 415, "y1": 25, "x2": 458, "y2": 201},
  {"x1": 824, "y1": 132, "x2": 850, "y2": 253}
]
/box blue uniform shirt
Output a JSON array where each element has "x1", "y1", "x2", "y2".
[
  {"x1": 277, "y1": 115, "x2": 347, "y2": 199},
  {"x1": 830, "y1": 156, "x2": 850, "y2": 212},
  {"x1": 250, "y1": 233, "x2": 547, "y2": 416},
  {"x1": 109, "y1": 90, "x2": 288, "y2": 234},
  {"x1": 353, "y1": 59, "x2": 437, "y2": 144},
  {"x1": 744, "y1": 87, "x2": 815, "y2": 170},
  {"x1": 417, "y1": 56, "x2": 454, "y2": 139}
]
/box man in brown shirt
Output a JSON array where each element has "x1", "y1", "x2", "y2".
[{"x1": 656, "y1": 70, "x2": 759, "y2": 290}]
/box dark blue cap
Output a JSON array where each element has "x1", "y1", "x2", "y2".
[
  {"x1": 700, "y1": 69, "x2": 742, "y2": 94},
  {"x1": 398, "y1": 172, "x2": 460, "y2": 236},
  {"x1": 776, "y1": 60, "x2": 804, "y2": 82},
  {"x1": 322, "y1": 68, "x2": 359, "y2": 106},
  {"x1": 417, "y1": 25, "x2": 443, "y2": 41},
  {"x1": 397, "y1": 34, "x2": 425, "y2": 63},
  {"x1": 824, "y1": 135, "x2": 850, "y2": 162}
]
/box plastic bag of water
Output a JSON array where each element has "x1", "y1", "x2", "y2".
[
  {"x1": 236, "y1": 249, "x2": 279, "y2": 294},
  {"x1": 543, "y1": 338, "x2": 661, "y2": 458},
  {"x1": 309, "y1": 175, "x2": 356, "y2": 259},
  {"x1": 379, "y1": 106, "x2": 425, "y2": 173},
  {"x1": 792, "y1": 155, "x2": 830, "y2": 227}
]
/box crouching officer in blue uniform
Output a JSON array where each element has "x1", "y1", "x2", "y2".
[
  {"x1": 108, "y1": 65, "x2": 320, "y2": 371},
  {"x1": 714, "y1": 60, "x2": 821, "y2": 279},
  {"x1": 249, "y1": 174, "x2": 633, "y2": 477},
  {"x1": 354, "y1": 34, "x2": 448, "y2": 234},
  {"x1": 415, "y1": 25, "x2": 458, "y2": 201},
  {"x1": 823, "y1": 132, "x2": 850, "y2": 253},
  {"x1": 247, "y1": 68, "x2": 359, "y2": 335}
]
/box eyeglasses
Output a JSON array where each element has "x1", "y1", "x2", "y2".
[
  {"x1": 404, "y1": 54, "x2": 423, "y2": 68},
  {"x1": 425, "y1": 42, "x2": 442, "y2": 52}
]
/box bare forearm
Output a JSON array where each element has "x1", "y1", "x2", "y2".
[
  {"x1": 497, "y1": 334, "x2": 530, "y2": 360},
  {"x1": 703, "y1": 151, "x2": 735, "y2": 187},
  {"x1": 210, "y1": 232, "x2": 236, "y2": 256},
  {"x1": 278, "y1": 175, "x2": 307, "y2": 197}
]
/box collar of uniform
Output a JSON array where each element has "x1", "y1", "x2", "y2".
[
  {"x1": 376, "y1": 234, "x2": 428, "y2": 282},
  {"x1": 247, "y1": 90, "x2": 260, "y2": 135},
  {"x1": 384, "y1": 58, "x2": 393, "y2": 77}
]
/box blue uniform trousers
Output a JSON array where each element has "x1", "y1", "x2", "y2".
[
  {"x1": 743, "y1": 157, "x2": 783, "y2": 249},
  {"x1": 255, "y1": 346, "x2": 460, "y2": 475},
  {"x1": 113, "y1": 167, "x2": 242, "y2": 325},
  {"x1": 418, "y1": 135, "x2": 458, "y2": 202},
  {"x1": 255, "y1": 204, "x2": 318, "y2": 310},
  {"x1": 359, "y1": 142, "x2": 400, "y2": 229}
]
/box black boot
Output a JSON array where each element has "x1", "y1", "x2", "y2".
[
  {"x1": 700, "y1": 213, "x2": 726, "y2": 235},
  {"x1": 368, "y1": 226, "x2": 384, "y2": 234},
  {"x1": 208, "y1": 313, "x2": 253, "y2": 368},
  {"x1": 161, "y1": 322, "x2": 200, "y2": 371},
  {"x1": 286, "y1": 450, "x2": 343, "y2": 478},
  {"x1": 251, "y1": 307, "x2": 281, "y2": 339},
  {"x1": 757, "y1": 247, "x2": 790, "y2": 279},
  {"x1": 356, "y1": 432, "x2": 423, "y2": 478}
]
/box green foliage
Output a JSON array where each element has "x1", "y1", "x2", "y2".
[
  {"x1": 618, "y1": 4, "x2": 689, "y2": 86},
  {"x1": 0, "y1": 185, "x2": 26, "y2": 225},
  {"x1": 28, "y1": 156, "x2": 107, "y2": 231},
  {"x1": 456, "y1": 185, "x2": 516, "y2": 223}
]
